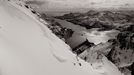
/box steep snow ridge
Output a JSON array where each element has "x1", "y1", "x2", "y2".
[
  {"x1": 0, "y1": 0, "x2": 75, "y2": 65},
  {"x1": 8, "y1": 0, "x2": 75, "y2": 61},
  {"x1": 0, "y1": 1, "x2": 121, "y2": 75}
]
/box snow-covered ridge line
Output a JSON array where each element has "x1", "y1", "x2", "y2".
[{"x1": 7, "y1": 0, "x2": 76, "y2": 62}]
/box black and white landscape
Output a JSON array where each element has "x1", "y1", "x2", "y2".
[{"x1": 0, "y1": 0, "x2": 133, "y2": 75}]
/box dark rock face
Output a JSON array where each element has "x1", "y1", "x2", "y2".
[
  {"x1": 72, "y1": 40, "x2": 94, "y2": 55},
  {"x1": 107, "y1": 25, "x2": 134, "y2": 75},
  {"x1": 117, "y1": 32, "x2": 134, "y2": 49},
  {"x1": 40, "y1": 13, "x2": 74, "y2": 42},
  {"x1": 109, "y1": 24, "x2": 134, "y2": 54},
  {"x1": 130, "y1": 63, "x2": 134, "y2": 75}
]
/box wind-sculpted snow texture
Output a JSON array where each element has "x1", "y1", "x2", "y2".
[{"x1": 0, "y1": 1, "x2": 121, "y2": 75}]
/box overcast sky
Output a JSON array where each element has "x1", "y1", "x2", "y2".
[{"x1": 27, "y1": 0, "x2": 134, "y2": 12}]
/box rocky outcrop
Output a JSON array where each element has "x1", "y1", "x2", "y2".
[
  {"x1": 107, "y1": 25, "x2": 134, "y2": 75},
  {"x1": 40, "y1": 13, "x2": 74, "y2": 42},
  {"x1": 72, "y1": 40, "x2": 94, "y2": 55},
  {"x1": 72, "y1": 24, "x2": 134, "y2": 75},
  {"x1": 78, "y1": 41, "x2": 113, "y2": 62}
]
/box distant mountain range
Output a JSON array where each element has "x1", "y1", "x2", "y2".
[{"x1": 56, "y1": 10, "x2": 134, "y2": 30}]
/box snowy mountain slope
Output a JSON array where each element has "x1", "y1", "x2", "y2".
[{"x1": 0, "y1": 1, "x2": 121, "y2": 75}]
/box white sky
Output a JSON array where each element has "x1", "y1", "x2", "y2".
[{"x1": 29, "y1": 0, "x2": 134, "y2": 12}]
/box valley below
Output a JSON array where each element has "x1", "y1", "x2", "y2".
[{"x1": 40, "y1": 10, "x2": 134, "y2": 75}]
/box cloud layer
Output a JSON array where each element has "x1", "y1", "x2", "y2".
[{"x1": 28, "y1": 0, "x2": 134, "y2": 12}]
